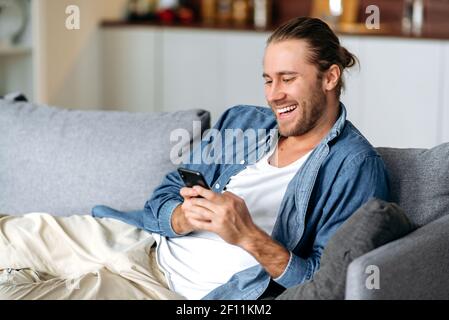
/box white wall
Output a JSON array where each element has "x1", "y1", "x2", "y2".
[
  {"x1": 36, "y1": 0, "x2": 127, "y2": 109},
  {"x1": 442, "y1": 42, "x2": 449, "y2": 143}
]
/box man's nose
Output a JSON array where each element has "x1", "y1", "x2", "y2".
[{"x1": 266, "y1": 84, "x2": 286, "y2": 104}]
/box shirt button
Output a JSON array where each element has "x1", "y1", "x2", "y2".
[{"x1": 215, "y1": 184, "x2": 220, "y2": 189}]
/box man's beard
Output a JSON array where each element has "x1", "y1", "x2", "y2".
[{"x1": 276, "y1": 86, "x2": 327, "y2": 137}]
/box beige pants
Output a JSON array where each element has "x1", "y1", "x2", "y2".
[{"x1": 0, "y1": 213, "x2": 185, "y2": 300}]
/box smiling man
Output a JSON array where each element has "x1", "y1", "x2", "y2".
[
  {"x1": 144, "y1": 17, "x2": 389, "y2": 299},
  {"x1": 0, "y1": 17, "x2": 390, "y2": 300},
  {"x1": 95, "y1": 17, "x2": 390, "y2": 299}
]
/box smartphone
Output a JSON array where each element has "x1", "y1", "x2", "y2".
[{"x1": 177, "y1": 168, "x2": 211, "y2": 190}]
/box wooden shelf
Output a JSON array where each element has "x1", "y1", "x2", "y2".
[
  {"x1": 101, "y1": 20, "x2": 272, "y2": 33},
  {"x1": 101, "y1": 20, "x2": 449, "y2": 41},
  {"x1": 107, "y1": 0, "x2": 449, "y2": 40}
]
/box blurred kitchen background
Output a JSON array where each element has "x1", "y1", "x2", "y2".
[{"x1": 0, "y1": 0, "x2": 448, "y2": 148}]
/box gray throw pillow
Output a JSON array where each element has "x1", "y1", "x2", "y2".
[{"x1": 276, "y1": 198, "x2": 415, "y2": 300}]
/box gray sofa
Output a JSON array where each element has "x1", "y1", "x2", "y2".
[
  {"x1": 346, "y1": 145, "x2": 449, "y2": 299},
  {"x1": 0, "y1": 93, "x2": 210, "y2": 216},
  {"x1": 1, "y1": 93, "x2": 448, "y2": 299}
]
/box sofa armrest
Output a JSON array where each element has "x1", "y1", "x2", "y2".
[{"x1": 345, "y1": 214, "x2": 449, "y2": 299}]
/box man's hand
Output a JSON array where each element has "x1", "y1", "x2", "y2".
[
  {"x1": 180, "y1": 185, "x2": 291, "y2": 278},
  {"x1": 180, "y1": 186, "x2": 258, "y2": 246},
  {"x1": 171, "y1": 187, "x2": 201, "y2": 235}
]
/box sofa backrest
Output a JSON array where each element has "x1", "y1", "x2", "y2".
[
  {"x1": 376, "y1": 144, "x2": 449, "y2": 227},
  {"x1": 0, "y1": 96, "x2": 210, "y2": 216}
]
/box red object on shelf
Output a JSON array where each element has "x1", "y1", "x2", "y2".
[
  {"x1": 178, "y1": 7, "x2": 195, "y2": 23},
  {"x1": 158, "y1": 8, "x2": 176, "y2": 23}
]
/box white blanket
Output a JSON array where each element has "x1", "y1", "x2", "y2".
[{"x1": 0, "y1": 213, "x2": 185, "y2": 300}]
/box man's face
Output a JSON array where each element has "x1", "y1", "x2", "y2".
[{"x1": 263, "y1": 39, "x2": 327, "y2": 137}]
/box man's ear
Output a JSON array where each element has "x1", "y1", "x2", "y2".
[{"x1": 323, "y1": 64, "x2": 341, "y2": 92}]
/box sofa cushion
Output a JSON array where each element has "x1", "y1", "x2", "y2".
[
  {"x1": 0, "y1": 97, "x2": 210, "y2": 216},
  {"x1": 276, "y1": 198, "x2": 414, "y2": 300},
  {"x1": 377, "y1": 143, "x2": 449, "y2": 226}
]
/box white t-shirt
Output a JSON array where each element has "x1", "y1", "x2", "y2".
[{"x1": 153, "y1": 145, "x2": 313, "y2": 300}]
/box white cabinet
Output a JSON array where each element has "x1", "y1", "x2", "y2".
[
  {"x1": 339, "y1": 36, "x2": 364, "y2": 130},
  {"x1": 161, "y1": 29, "x2": 223, "y2": 120},
  {"x1": 101, "y1": 27, "x2": 448, "y2": 148},
  {"x1": 104, "y1": 28, "x2": 269, "y2": 122},
  {"x1": 221, "y1": 32, "x2": 269, "y2": 112},
  {"x1": 358, "y1": 38, "x2": 441, "y2": 148},
  {"x1": 161, "y1": 29, "x2": 268, "y2": 122},
  {"x1": 102, "y1": 28, "x2": 159, "y2": 112},
  {"x1": 442, "y1": 43, "x2": 449, "y2": 143}
]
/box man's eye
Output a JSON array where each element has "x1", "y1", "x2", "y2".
[
  {"x1": 283, "y1": 78, "x2": 294, "y2": 83},
  {"x1": 264, "y1": 80, "x2": 273, "y2": 85}
]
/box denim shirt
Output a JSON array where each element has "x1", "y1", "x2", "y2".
[{"x1": 92, "y1": 103, "x2": 390, "y2": 300}]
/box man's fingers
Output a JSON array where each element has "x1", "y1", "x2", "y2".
[
  {"x1": 180, "y1": 187, "x2": 199, "y2": 198},
  {"x1": 193, "y1": 186, "x2": 216, "y2": 200},
  {"x1": 189, "y1": 197, "x2": 219, "y2": 213},
  {"x1": 182, "y1": 202, "x2": 214, "y2": 221},
  {"x1": 189, "y1": 219, "x2": 213, "y2": 232}
]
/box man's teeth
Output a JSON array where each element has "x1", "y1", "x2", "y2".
[{"x1": 278, "y1": 105, "x2": 298, "y2": 114}]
